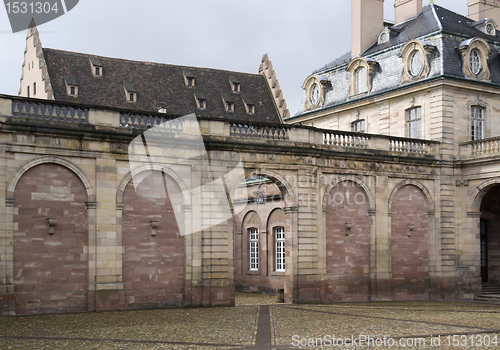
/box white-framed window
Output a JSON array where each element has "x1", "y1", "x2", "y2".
[
  {"x1": 471, "y1": 105, "x2": 484, "y2": 141},
  {"x1": 355, "y1": 67, "x2": 367, "y2": 94},
  {"x1": 407, "y1": 107, "x2": 422, "y2": 139},
  {"x1": 275, "y1": 227, "x2": 285, "y2": 272},
  {"x1": 352, "y1": 119, "x2": 365, "y2": 133},
  {"x1": 249, "y1": 228, "x2": 259, "y2": 271}
]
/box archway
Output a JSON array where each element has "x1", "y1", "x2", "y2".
[
  {"x1": 232, "y1": 171, "x2": 294, "y2": 302},
  {"x1": 479, "y1": 185, "x2": 500, "y2": 283}
]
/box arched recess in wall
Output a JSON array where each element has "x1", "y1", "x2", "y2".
[
  {"x1": 8, "y1": 156, "x2": 94, "y2": 315},
  {"x1": 7, "y1": 156, "x2": 95, "y2": 202},
  {"x1": 116, "y1": 165, "x2": 189, "y2": 309},
  {"x1": 389, "y1": 180, "x2": 434, "y2": 301},
  {"x1": 323, "y1": 176, "x2": 373, "y2": 302},
  {"x1": 240, "y1": 210, "x2": 262, "y2": 276}
]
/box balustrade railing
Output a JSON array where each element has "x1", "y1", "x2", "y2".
[
  {"x1": 389, "y1": 138, "x2": 430, "y2": 154},
  {"x1": 119, "y1": 112, "x2": 183, "y2": 131},
  {"x1": 11, "y1": 99, "x2": 88, "y2": 124},
  {"x1": 2, "y1": 96, "x2": 440, "y2": 157},
  {"x1": 462, "y1": 137, "x2": 500, "y2": 157},
  {"x1": 324, "y1": 130, "x2": 369, "y2": 148},
  {"x1": 229, "y1": 122, "x2": 290, "y2": 140}
]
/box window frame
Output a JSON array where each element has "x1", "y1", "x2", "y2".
[
  {"x1": 471, "y1": 105, "x2": 485, "y2": 141},
  {"x1": 346, "y1": 57, "x2": 376, "y2": 97},
  {"x1": 406, "y1": 107, "x2": 422, "y2": 139},
  {"x1": 249, "y1": 228, "x2": 259, "y2": 271},
  {"x1": 458, "y1": 37, "x2": 491, "y2": 82},
  {"x1": 351, "y1": 119, "x2": 366, "y2": 133},
  {"x1": 275, "y1": 227, "x2": 285, "y2": 272}
]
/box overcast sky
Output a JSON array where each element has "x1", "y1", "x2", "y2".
[{"x1": 0, "y1": 0, "x2": 468, "y2": 116}]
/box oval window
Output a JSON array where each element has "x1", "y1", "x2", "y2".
[
  {"x1": 310, "y1": 83, "x2": 320, "y2": 106},
  {"x1": 469, "y1": 49, "x2": 481, "y2": 75},
  {"x1": 409, "y1": 50, "x2": 423, "y2": 77}
]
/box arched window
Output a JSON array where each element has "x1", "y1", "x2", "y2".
[
  {"x1": 249, "y1": 228, "x2": 259, "y2": 271},
  {"x1": 275, "y1": 227, "x2": 285, "y2": 271},
  {"x1": 355, "y1": 67, "x2": 367, "y2": 95}
]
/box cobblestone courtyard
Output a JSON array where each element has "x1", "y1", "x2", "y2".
[{"x1": 1, "y1": 293, "x2": 500, "y2": 349}]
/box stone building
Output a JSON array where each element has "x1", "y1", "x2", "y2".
[{"x1": 2, "y1": 0, "x2": 500, "y2": 316}]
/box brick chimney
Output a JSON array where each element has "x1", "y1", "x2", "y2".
[
  {"x1": 351, "y1": 0, "x2": 385, "y2": 57},
  {"x1": 468, "y1": 0, "x2": 500, "y2": 23},
  {"x1": 395, "y1": 0, "x2": 423, "y2": 24}
]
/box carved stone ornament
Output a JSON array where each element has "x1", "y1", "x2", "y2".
[
  {"x1": 346, "y1": 57, "x2": 377, "y2": 97},
  {"x1": 458, "y1": 37, "x2": 491, "y2": 82},
  {"x1": 407, "y1": 223, "x2": 415, "y2": 237},
  {"x1": 150, "y1": 220, "x2": 160, "y2": 236},
  {"x1": 399, "y1": 39, "x2": 435, "y2": 84},
  {"x1": 47, "y1": 217, "x2": 57, "y2": 235},
  {"x1": 345, "y1": 222, "x2": 353, "y2": 236},
  {"x1": 302, "y1": 74, "x2": 329, "y2": 111}
]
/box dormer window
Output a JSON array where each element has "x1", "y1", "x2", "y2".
[
  {"x1": 194, "y1": 92, "x2": 207, "y2": 110},
  {"x1": 226, "y1": 101, "x2": 234, "y2": 112},
  {"x1": 124, "y1": 81, "x2": 137, "y2": 103},
  {"x1": 183, "y1": 70, "x2": 195, "y2": 87},
  {"x1": 472, "y1": 18, "x2": 497, "y2": 36},
  {"x1": 65, "y1": 76, "x2": 78, "y2": 97},
  {"x1": 347, "y1": 57, "x2": 376, "y2": 97},
  {"x1": 377, "y1": 28, "x2": 391, "y2": 45},
  {"x1": 247, "y1": 104, "x2": 255, "y2": 114},
  {"x1": 90, "y1": 56, "x2": 103, "y2": 77},
  {"x1": 399, "y1": 40, "x2": 435, "y2": 84},
  {"x1": 301, "y1": 74, "x2": 329, "y2": 111},
  {"x1": 458, "y1": 37, "x2": 491, "y2": 82},
  {"x1": 157, "y1": 102, "x2": 167, "y2": 113},
  {"x1": 229, "y1": 76, "x2": 240, "y2": 93}
]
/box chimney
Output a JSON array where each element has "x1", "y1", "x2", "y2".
[
  {"x1": 468, "y1": 0, "x2": 500, "y2": 24},
  {"x1": 395, "y1": 0, "x2": 423, "y2": 24},
  {"x1": 351, "y1": 0, "x2": 384, "y2": 57}
]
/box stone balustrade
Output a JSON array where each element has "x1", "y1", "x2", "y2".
[
  {"x1": 460, "y1": 137, "x2": 500, "y2": 157},
  {"x1": 0, "y1": 94, "x2": 439, "y2": 156}
]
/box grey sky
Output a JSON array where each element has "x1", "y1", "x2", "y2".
[{"x1": 0, "y1": 0, "x2": 468, "y2": 116}]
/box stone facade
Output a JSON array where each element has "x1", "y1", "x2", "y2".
[{"x1": 0, "y1": 90, "x2": 498, "y2": 314}]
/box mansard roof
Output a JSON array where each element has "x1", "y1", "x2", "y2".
[
  {"x1": 291, "y1": 4, "x2": 500, "y2": 119},
  {"x1": 42, "y1": 48, "x2": 281, "y2": 123}
]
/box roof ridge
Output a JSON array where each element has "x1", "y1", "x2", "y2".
[{"x1": 42, "y1": 47, "x2": 262, "y2": 77}]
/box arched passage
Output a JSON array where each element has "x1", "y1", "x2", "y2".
[{"x1": 232, "y1": 170, "x2": 295, "y2": 298}]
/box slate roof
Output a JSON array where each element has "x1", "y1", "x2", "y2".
[
  {"x1": 42, "y1": 48, "x2": 281, "y2": 123},
  {"x1": 291, "y1": 4, "x2": 500, "y2": 119}
]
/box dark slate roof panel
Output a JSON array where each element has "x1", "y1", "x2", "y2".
[{"x1": 43, "y1": 48, "x2": 280, "y2": 123}]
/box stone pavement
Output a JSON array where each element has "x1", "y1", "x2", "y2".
[{"x1": 1, "y1": 293, "x2": 500, "y2": 349}]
